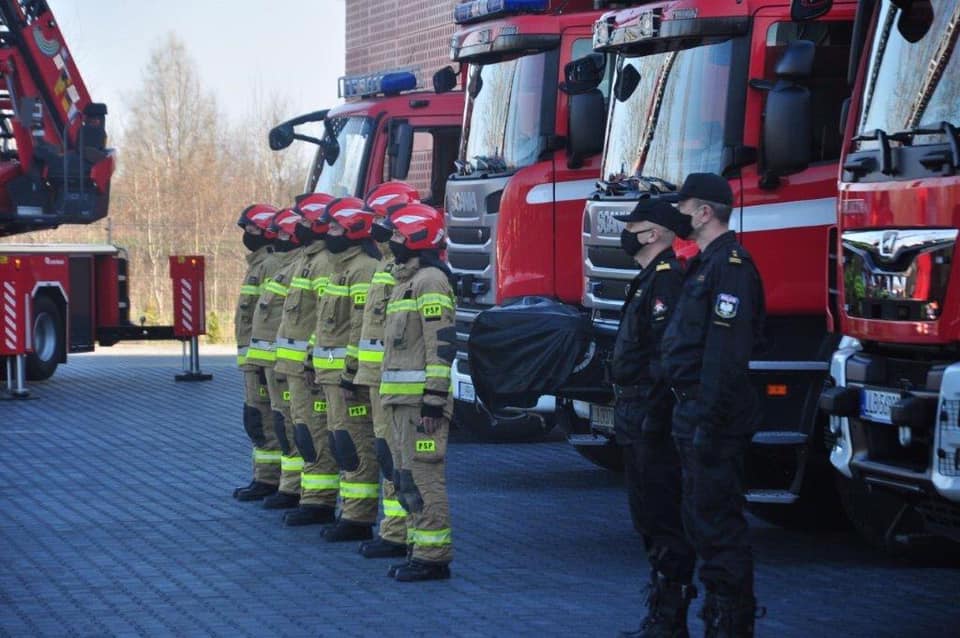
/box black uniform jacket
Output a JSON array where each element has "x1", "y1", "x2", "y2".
[{"x1": 660, "y1": 231, "x2": 766, "y2": 438}]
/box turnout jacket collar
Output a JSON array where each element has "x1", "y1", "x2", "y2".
[{"x1": 391, "y1": 257, "x2": 422, "y2": 283}]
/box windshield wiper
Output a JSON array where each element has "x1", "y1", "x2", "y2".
[
  {"x1": 849, "y1": 128, "x2": 893, "y2": 176},
  {"x1": 597, "y1": 174, "x2": 676, "y2": 197},
  {"x1": 891, "y1": 121, "x2": 960, "y2": 172},
  {"x1": 472, "y1": 154, "x2": 508, "y2": 174}
]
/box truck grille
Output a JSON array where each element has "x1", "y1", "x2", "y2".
[
  {"x1": 938, "y1": 399, "x2": 960, "y2": 478},
  {"x1": 842, "y1": 229, "x2": 957, "y2": 321}
]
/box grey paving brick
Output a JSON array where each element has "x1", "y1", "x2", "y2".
[{"x1": 1, "y1": 352, "x2": 959, "y2": 637}]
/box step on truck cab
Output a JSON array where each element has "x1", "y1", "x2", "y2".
[
  {"x1": 820, "y1": 0, "x2": 960, "y2": 548},
  {"x1": 270, "y1": 69, "x2": 463, "y2": 210},
  {"x1": 565, "y1": 0, "x2": 856, "y2": 518},
  {"x1": 443, "y1": 0, "x2": 609, "y2": 440}
]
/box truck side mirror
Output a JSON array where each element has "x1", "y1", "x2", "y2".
[
  {"x1": 759, "y1": 40, "x2": 814, "y2": 184},
  {"x1": 433, "y1": 66, "x2": 459, "y2": 94},
  {"x1": 613, "y1": 63, "x2": 640, "y2": 102},
  {"x1": 561, "y1": 53, "x2": 605, "y2": 95},
  {"x1": 791, "y1": 0, "x2": 832, "y2": 21},
  {"x1": 269, "y1": 123, "x2": 295, "y2": 151},
  {"x1": 389, "y1": 120, "x2": 414, "y2": 179},
  {"x1": 896, "y1": 0, "x2": 933, "y2": 43},
  {"x1": 567, "y1": 89, "x2": 606, "y2": 169}
]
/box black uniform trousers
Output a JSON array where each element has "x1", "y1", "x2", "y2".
[
  {"x1": 616, "y1": 395, "x2": 696, "y2": 584},
  {"x1": 673, "y1": 399, "x2": 754, "y2": 596}
]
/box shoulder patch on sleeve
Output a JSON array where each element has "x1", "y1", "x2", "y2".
[
  {"x1": 728, "y1": 249, "x2": 742, "y2": 265},
  {"x1": 715, "y1": 293, "x2": 739, "y2": 319},
  {"x1": 652, "y1": 297, "x2": 668, "y2": 320}
]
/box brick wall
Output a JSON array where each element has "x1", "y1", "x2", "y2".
[{"x1": 345, "y1": 0, "x2": 459, "y2": 82}]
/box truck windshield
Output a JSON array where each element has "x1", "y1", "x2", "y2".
[
  {"x1": 602, "y1": 39, "x2": 734, "y2": 185},
  {"x1": 459, "y1": 52, "x2": 551, "y2": 174},
  {"x1": 312, "y1": 116, "x2": 374, "y2": 197},
  {"x1": 857, "y1": 2, "x2": 960, "y2": 149}
]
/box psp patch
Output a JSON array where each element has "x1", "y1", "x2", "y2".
[{"x1": 715, "y1": 293, "x2": 739, "y2": 319}]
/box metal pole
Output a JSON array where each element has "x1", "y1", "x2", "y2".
[
  {"x1": 5, "y1": 357, "x2": 11, "y2": 393},
  {"x1": 13, "y1": 353, "x2": 27, "y2": 397},
  {"x1": 190, "y1": 336, "x2": 200, "y2": 374}
]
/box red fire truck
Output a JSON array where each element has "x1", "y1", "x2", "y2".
[
  {"x1": 0, "y1": 0, "x2": 204, "y2": 392},
  {"x1": 441, "y1": 0, "x2": 610, "y2": 440},
  {"x1": 269, "y1": 68, "x2": 463, "y2": 209},
  {"x1": 547, "y1": 0, "x2": 856, "y2": 524},
  {"x1": 820, "y1": 0, "x2": 960, "y2": 548}
]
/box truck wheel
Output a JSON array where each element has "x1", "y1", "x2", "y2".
[
  {"x1": 573, "y1": 441, "x2": 624, "y2": 472},
  {"x1": 453, "y1": 400, "x2": 553, "y2": 442},
  {"x1": 25, "y1": 295, "x2": 64, "y2": 381}
]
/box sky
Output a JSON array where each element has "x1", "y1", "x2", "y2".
[{"x1": 49, "y1": 0, "x2": 346, "y2": 130}]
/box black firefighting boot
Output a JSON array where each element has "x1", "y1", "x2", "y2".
[
  {"x1": 619, "y1": 571, "x2": 696, "y2": 638},
  {"x1": 283, "y1": 505, "x2": 336, "y2": 527},
  {"x1": 387, "y1": 545, "x2": 415, "y2": 578},
  {"x1": 393, "y1": 559, "x2": 451, "y2": 582},
  {"x1": 359, "y1": 537, "x2": 407, "y2": 559},
  {"x1": 323, "y1": 519, "x2": 374, "y2": 542},
  {"x1": 232, "y1": 481, "x2": 257, "y2": 498},
  {"x1": 262, "y1": 491, "x2": 300, "y2": 510},
  {"x1": 701, "y1": 592, "x2": 762, "y2": 638},
  {"x1": 235, "y1": 481, "x2": 278, "y2": 501}
]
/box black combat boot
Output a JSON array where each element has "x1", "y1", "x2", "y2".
[
  {"x1": 235, "y1": 481, "x2": 278, "y2": 501},
  {"x1": 393, "y1": 559, "x2": 451, "y2": 582},
  {"x1": 323, "y1": 520, "x2": 374, "y2": 542},
  {"x1": 701, "y1": 592, "x2": 761, "y2": 638},
  {"x1": 359, "y1": 537, "x2": 407, "y2": 558},
  {"x1": 262, "y1": 491, "x2": 299, "y2": 510},
  {"x1": 619, "y1": 571, "x2": 696, "y2": 638},
  {"x1": 283, "y1": 505, "x2": 335, "y2": 526},
  {"x1": 387, "y1": 545, "x2": 414, "y2": 578}
]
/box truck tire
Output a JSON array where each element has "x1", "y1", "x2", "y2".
[
  {"x1": 453, "y1": 400, "x2": 553, "y2": 442},
  {"x1": 573, "y1": 441, "x2": 624, "y2": 472},
  {"x1": 25, "y1": 295, "x2": 64, "y2": 381}
]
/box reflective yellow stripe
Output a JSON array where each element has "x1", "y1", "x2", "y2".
[
  {"x1": 253, "y1": 449, "x2": 282, "y2": 464},
  {"x1": 417, "y1": 293, "x2": 455, "y2": 310},
  {"x1": 313, "y1": 346, "x2": 347, "y2": 370},
  {"x1": 276, "y1": 348, "x2": 309, "y2": 363},
  {"x1": 350, "y1": 283, "x2": 370, "y2": 306},
  {"x1": 383, "y1": 499, "x2": 407, "y2": 518},
  {"x1": 263, "y1": 280, "x2": 289, "y2": 296},
  {"x1": 246, "y1": 348, "x2": 277, "y2": 363},
  {"x1": 411, "y1": 527, "x2": 452, "y2": 546},
  {"x1": 358, "y1": 350, "x2": 384, "y2": 363},
  {"x1": 301, "y1": 473, "x2": 340, "y2": 491},
  {"x1": 345, "y1": 344, "x2": 359, "y2": 358},
  {"x1": 313, "y1": 276, "x2": 330, "y2": 294},
  {"x1": 324, "y1": 283, "x2": 349, "y2": 297},
  {"x1": 387, "y1": 299, "x2": 417, "y2": 314},
  {"x1": 380, "y1": 382, "x2": 425, "y2": 395},
  {"x1": 290, "y1": 277, "x2": 312, "y2": 290},
  {"x1": 426, "y1": 364, "x2": 451, "y2": 379},
  {"x1": 237, "y1": 346, "x2": 249, "y2": 366},
  {"x1": 313, "y1": 400, "x2": 327, "y2": 413},
  {"x1": 281, "y1": 455, "x2": 304, "y2": 472},
  {"x1": 240, "y1": 284, "x2": 260, "y2": 295},
  {"x1": 406, "y1": 527, "x2": 415, "y2": 543},
  {"x1": 339, "y1": 481, "x2": 380, "y2": 499},
  {"x1": 372, "y1": 272, "x2": 396, "y2": 285},
  {"x1": 237, "y1": 355, "x2": 247, "y2": 365}
]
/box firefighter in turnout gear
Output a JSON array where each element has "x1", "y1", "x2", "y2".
[
  {"x1": 379, "y1": 203, "x2": 456, "y2": 582},
  {"x1": 241, "y1": 208, "x2": 306, "y2": 502},
  {"x1": 234, "y1": 203, "x2": 282, "y2": 501},
  {"x1": 313, "y1": 197, "x2": 383, "y2": 542},
  {"x1": 611, "y1": 198, "x2": 693, "y2": 638},
  {"x1": 354, "y1": 182, "x2": 421, "y2": 559},
  {"x1": 260, "y1": 205, "x2": 326, "y2": 510},
  {"x1": 281, "y1": 193, "x2": 344, "y2": 527},
  {"x1": 659, "y1": 174, "x2": 766, "y2": 638}
]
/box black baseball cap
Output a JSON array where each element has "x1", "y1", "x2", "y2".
[
  {"x1": 614, "y1": 197, "x2": 690, "y2": 236},
  {"x1": 673, "y1": 172, "x2": 734, "y2": 206}
]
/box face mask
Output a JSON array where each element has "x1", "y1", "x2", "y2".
[
  {"x1": 674, "y1": 214, "x2": 694, "y2": 241},
  {"x1": 325, "y1": 234, "x2": 352, "y2": 254},
  {"x1": 370, "y1": 223, "x2": 392, "y2": 244},
  {"x1": 620, "y1": 228, "x2": 644, "y2": 257},
  {"x1": 294, "y1": 224, "x2": 313, "y2": 246},
  {"x1": 389, "y1": 240, "x2": 416, "y2": 264},
  {"x1": 273, "y1": 238, "x2": 296, "y2": 253},
  {"x1": 242, "y1": 233, "x2": 268, "y2": 252}
]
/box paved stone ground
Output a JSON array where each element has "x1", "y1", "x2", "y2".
[{"x1": 1, "y1": 351, "x2": 959, "y2": 637}]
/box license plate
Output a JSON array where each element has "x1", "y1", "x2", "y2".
[
  {"x1": 860, "y1": 388, "x2": 900, "y2": 424},
  {"x1": 590, "y1": 404, "x2": 615, "y2": 430},
  {"x1": 459, "y1": 381, "x2": 475, "y2": 402}
]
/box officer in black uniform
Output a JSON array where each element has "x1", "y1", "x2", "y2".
[
  {"x1": 613, "y1": 198, "x2": 696, "y2": 638},
  {"x1": 660, "y1": 173, "x2": 766, "y2": 638}
]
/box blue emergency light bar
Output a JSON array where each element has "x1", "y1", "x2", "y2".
[
  {"x1": 454, "y1": 0, "x2": 550, "y2": 25},
  {"x1": 339, "y1": 68, "x2": 420, "y2": 99}
]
